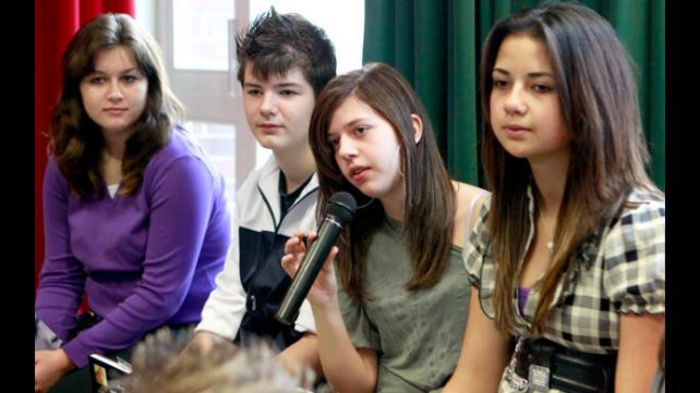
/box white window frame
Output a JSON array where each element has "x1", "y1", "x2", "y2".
[{"x1": 157, "y1": 0, "x2": 257, "y2": 190}]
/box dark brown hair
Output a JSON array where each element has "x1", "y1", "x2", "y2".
[
  {"x1": 50, "y1": 13, "x2": 184, "y2": 199},
  {"x1": 309, "y1": 63, "x2": 455, "y2": 300},
  {"x1": 479, "y1": 2, "x2": 662, "y2": 333},
  {"x1": 236, "y1": 7, "x2": 336, "y2": 96}
]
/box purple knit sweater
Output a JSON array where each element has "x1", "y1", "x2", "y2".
[{"x1": 36, "y1": 126, "x2": 231, "y2": 367}]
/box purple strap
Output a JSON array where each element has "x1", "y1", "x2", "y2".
[{"x1": 518, "y1": 287, "x2": 530, "y2": 316}]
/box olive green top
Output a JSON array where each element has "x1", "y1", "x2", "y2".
[{"x1": 337, "y1": 216, "x2": 472, "y2": 392}]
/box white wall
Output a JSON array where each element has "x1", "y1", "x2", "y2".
[{"x1": 134, "y1": 1, "x2": 158, "y2": 40}]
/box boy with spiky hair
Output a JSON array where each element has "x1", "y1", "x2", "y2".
[{"x1": 192, "y1": 8, "x2": 336, "y2": 375}]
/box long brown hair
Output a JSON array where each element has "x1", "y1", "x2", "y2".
[
  {"x1": 479, "y1": 3, "x2": 662, "y2": 333},
  {"x1": 49, "y1": 13, "x2": 184, "y2": 199},
  {"x1": 309, "y1": 63, "x2": 455, "y2": 300}
]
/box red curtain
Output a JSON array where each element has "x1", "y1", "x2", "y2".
[{"x1": 34, "y1": 0, "x2": 135, "y2": 291}]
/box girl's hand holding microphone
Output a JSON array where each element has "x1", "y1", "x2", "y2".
[{"x1": 281, "y1": 229, "x2": 340, "y2": 307}]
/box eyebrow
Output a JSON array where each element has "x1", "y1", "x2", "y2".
[
  {"x1": 328, "y1": 118, "x2": 369, "y2": 135},
  {"x1": 242, "y1": 82, "x2": 305, "y2": 89},
  {"x1": 492, "y1": 68, "x2": 555, "y2": 79},
  {"x1": 90, "y1": 67, "x2": 140, "y2": 75},
  {"x1": 275, "y1": 82, "x2": 304, "y2": 88}
]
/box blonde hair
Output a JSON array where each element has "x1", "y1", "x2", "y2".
[{"x1": 122, "y1": 328, "x2": 315, "y2": 393}]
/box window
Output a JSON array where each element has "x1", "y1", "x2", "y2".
[{"x1": 172, "y1": 0, "x2": 234, "y2": 71}]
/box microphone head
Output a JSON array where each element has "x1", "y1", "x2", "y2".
[{"x1": 325, "y1": 191, "x2": 357, "y2": 224}]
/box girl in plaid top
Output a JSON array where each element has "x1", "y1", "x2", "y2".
[{"x1": 444, "y1": 3, "x2": 664, "y2": 393}]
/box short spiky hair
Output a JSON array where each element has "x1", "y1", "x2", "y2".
[{"x1": 236, "y1": 7, "x2": 336, "y2": 96}]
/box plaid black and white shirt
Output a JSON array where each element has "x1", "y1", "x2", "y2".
[{"x1": 463, "y1": 186, "x2": 665, "y2": 354}]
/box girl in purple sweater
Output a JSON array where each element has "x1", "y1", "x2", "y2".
[{"x1": 35, "y1": 13, "x2": 231, "y2": 392}]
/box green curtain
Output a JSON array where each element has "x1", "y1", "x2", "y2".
[{"x1": 363, "y1": 0, "x2": 665, "y2": 190}]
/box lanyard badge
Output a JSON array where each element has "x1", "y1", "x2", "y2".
[{"x1": 529, "y1": 364, "x2": 551, "y2": 392}]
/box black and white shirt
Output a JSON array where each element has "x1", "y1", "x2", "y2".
[
  {"x1": 464, "y1": 186, "x2": 665, "y2": 353},
  {"x1": 196, "y1": 156, "x2": 319, "y2": 350}
]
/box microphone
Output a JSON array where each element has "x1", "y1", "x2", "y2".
[{"x1": 275, "y1": 191, "x2": 357, "y2": 326}]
